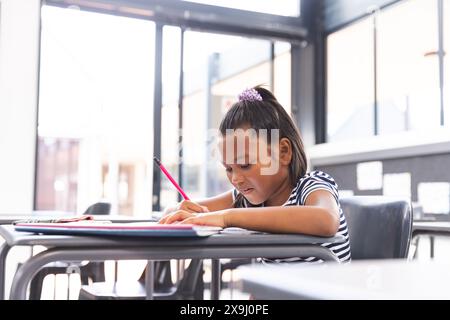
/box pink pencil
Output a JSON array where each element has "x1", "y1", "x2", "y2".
[{"x1": 154, "y1": 157, "x2": 190, "y2": 200}]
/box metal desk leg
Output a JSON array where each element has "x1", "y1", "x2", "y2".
[
  {"x1": 211, "y1": 259, "x2": 221, "y2": 300},
  {"x1": 430, "y1": 236, "x2": 435, "y2": 259},
  {"x1": 145, "y1": 260, "x2": 154, "y2": 300},
  {"x1": 412, "y1": 236, "x2": 420, "y2": 259},
  {"x1": 0, "y1": 243, "x2": 11, "y2": 300},
  {"x1": 114, "y1": 261, "x2": 118, "y2": 282}
]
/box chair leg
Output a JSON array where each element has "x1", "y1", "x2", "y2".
[
  {"x1": 412, "y1": 236, "x2": 420, "y2": 259},
  {"x1": 67, "y1": 274, "x2": 70, "y2": 300},
  {"x1": 193, "y1": 267, "x2": 204, "y2": 300},
  {"x1": 177, "y1": 259, "x2": 204, "y2": 300},
  {"x1": 79, "y1": 262, "x2": 106, "y2": 285},
  {"x1": 139, "y1": 261, "x2": 173, "y2": 292},
  {"x1": 230, "y1": 270, "x2": 233, "y2": 300},
  {"x1": 430, "y1": 236, "x2": 435, "y2": 259},
  {"x1": 92, "y1": 262, "x2": 106, "y2": 282},
  {"x1": 80, "y1": 273, "x2": 90, "y2": 285}
]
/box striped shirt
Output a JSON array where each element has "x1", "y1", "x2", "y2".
[{"x1": 232, "y1": 170, "x2": 351, "y2": 263}]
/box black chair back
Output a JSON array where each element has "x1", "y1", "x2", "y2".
[
  {"x1": 84, "y1": 202, "x2": 111, "y2": 215},
  {"x1": 340, "y1": 196, "x2": 412, "y2": 259}
]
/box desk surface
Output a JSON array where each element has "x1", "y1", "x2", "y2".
[
  {"x1": 0, "y1": 214, "x2": 158, "y2": 225},
  {"x1": 0, "y1": 225, "x2": 344, "y2": 248},
  {"x1": 238, "y1": 259, "x2": 450, "y2": 299},
  {"x1": 412, "y1": 221, "x2": 450, "y2": 235}
]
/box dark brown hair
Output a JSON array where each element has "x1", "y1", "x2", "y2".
[{"x1": 219, "y1": 86, "x2": 308, "y2": 207}]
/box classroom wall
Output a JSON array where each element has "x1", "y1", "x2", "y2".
[
  {"x1": 314, "y1": 152, "x2": 450, "y2": 219},
  {"x1": 0, "y1": 0, "x2": 40, "y2": 213}
]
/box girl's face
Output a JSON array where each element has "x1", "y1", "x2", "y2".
[{"x1": 219, "y1": 129, "x2": 293, "y2": 206}]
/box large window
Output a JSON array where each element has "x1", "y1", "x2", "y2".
[
  {"x1": 326, "y1": 17, "x2": 374, "y2": 142},
  {"x1": 378, "y1": 0, "x2": 439, "y2": 134},
  {"x1": 326, "y1": 0, "x2": 446, "y2": 142},
  {"x1": 182, "y1": 31, "x2": 291, "y2": 199},
  {"x1": 274, "y1": 42, "x2": 292, "y2": 113},
  {"x1": 36, "y1": 3, "x2": 296, "y2": 214},
  {"x1": 37, "y1": 6, "x2": 155, "y2": 216}
]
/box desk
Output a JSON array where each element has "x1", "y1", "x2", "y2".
[
  {"x1": 412, "y1": 221, "x2": 450, "y2": 237},
  {"x1": 0, "y1": 225, "x2": 344, "y2": 300},
  {"x1": 412, "y1": 221, "x2": 450, "y2": 258},
  {"x1": 0, "y1": 215, "x2": 156, "y2": 300},
  {"x1": 238, "y1": 259, "x2": 450, "y2": 299},
  {"x1": 0, "y1": 215, "x2": 155, "y2": 225}
]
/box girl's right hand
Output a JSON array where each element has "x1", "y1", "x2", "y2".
[{"x1": 163, "y1": 200, "x2": 209, "y2": 216}]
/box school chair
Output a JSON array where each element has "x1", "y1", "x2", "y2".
[
  {"x1": 219, "y1": 195, "x2": 412, "y2": 294},
  {"x1": 78, "y1": 259, "x2": 204, "y2": 300},
  {"x1": 28, "y1": 202, "x2": 111, "y2": 300},
  {"x1": 340, "y1": 196, "x2": 413, "y2": 259}
]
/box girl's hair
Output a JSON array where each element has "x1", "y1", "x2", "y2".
[{"x1": 219, "y1": 86, "x2": 308, "y2": 207}]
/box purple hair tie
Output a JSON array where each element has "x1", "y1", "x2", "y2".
[{"x1": 238, "y1": 88, "x2": 263, "y2": 102}]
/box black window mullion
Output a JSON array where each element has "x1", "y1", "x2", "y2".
[
  {"x1": 438, "y1": 0, "x2": 445, "y2": 126},
  {"x1": 177, "y1": 28, "x2": 185, "y2": 202},
  {"x1": 270, "y1": 42, "x2": 275, "y2": 92},
  {"x1": 370, "y1": 7, "x2": 380, "y2": 136},
  {"x1": 33, "y1": 2, "x2": 44, "y2": 211},
  {"x1": 152, "y1": 23, "x2": 163, "y2": 212}
]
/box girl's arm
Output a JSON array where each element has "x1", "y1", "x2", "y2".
[
  {"x1": 196, "y1": 190, "x2": 234, "y2": 212},
  {"x1": 176, "y1": 190, "x2": 340, "y2": 237}
]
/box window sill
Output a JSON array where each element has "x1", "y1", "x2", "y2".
[{"x1": 308, "y1": 127, "x2": 450, "y2": 167}]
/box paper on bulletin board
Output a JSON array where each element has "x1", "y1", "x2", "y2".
[
  {"x1": 356, "y1": 161, "x2": 383, "y2": 190},
  {"x1": 383, "y1": 173, "x2": 411, "y2": 198},
  {"x1": 418, "y1": 182, "x2": 450, "y2": 214},
  {"x1": 339, "y1": 190, "x2": 354, "y2": 198}
]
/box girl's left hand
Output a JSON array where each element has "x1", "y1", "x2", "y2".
[
  {"x1": 179, "y1": 211, "x2": 227, "y2": 228},
  {"x1": 158, "y1": 210, "x2": 196, "y2": 224}
]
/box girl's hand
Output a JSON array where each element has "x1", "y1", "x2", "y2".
[
  {"x1": 163, "y1": 200, "x2": 209, "y2": 215},
  {"x1": 179, "y1": 211, "x2": 228, "y2": 228},
  {"x1": 158, "y1": 210, "x2": 197, "y2": 224}
]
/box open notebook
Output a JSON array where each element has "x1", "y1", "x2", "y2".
[{"x1": 13, "y1": 221, "x2": 223, "y2": 237}]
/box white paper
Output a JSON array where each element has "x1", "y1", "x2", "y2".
[
  {"x1": 417, "y1": 182, "x2": 450, "y2": 214},
  {"x1": 383, "y1": 173, "x2": 411, "y2": 198},
  {"x1": 339, "y1": 190, "x2": 355, "y2": 198},
  {"x1": 357, "y1": 161, "x2": 383, "y2": 190}
]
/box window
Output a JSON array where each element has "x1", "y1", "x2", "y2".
[
  {"x1": 182, "y1": 31, "x2": 290, "y2": 198},
  {"x1": 378, "y1": 0, "x2": 440, "y2": 134},
  {"x1": 160, "y1": 26, "x2": 182, "y2": 210},
  {"x1": 327, "y1": 0, "x2": 446, "y2": 142},
  {"x1": 36, "y1": 3, "x2": 296, "y2": 213},
  {"x1": 274, "y1": 42, "x2": 292, "y2": 114},
  {"x1": 326, "y1": 17, "x2": 374, "y2": 142},
  {"x1": 36, "y1": 6, "x2": 155, "y2": 216},
  {"x1": 445, "y1": 0, "x2": 450, "y2": 126}
]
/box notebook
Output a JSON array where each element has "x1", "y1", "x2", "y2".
[{"x1": 14, "y1": 221, "x2": 223, "y2": 237}]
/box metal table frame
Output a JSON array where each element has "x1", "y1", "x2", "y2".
[
  {"x1": 411, "y1": 221, "x2": 450, "y2": 259},
  {"x1": 0, "y1": 225, "x2": 343, "y2": 300}
]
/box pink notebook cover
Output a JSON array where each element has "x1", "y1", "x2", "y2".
[{"x1": 14, "y1": 221, "x2": 223, "y2": 237}]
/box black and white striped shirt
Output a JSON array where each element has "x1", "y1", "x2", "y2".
[{"x1": 232, "y1": 170, "x2": 351, "y2": 263}]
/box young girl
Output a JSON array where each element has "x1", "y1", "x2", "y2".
[{"x1": 160, "y1": 86, "x2": 351, "y2": 263}]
